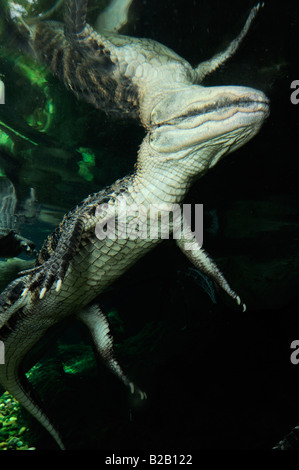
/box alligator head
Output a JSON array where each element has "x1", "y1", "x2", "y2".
[{"x1": 136, "y1": 84, "x2": 269, "y2": 189}]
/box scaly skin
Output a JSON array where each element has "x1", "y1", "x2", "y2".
[{"x1": 0, "y1": 0, "x2": 269, "y2": 449}]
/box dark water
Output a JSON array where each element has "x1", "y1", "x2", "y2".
[{"x1": 0, "y1": 0, "x2": 299, "y2": 451}]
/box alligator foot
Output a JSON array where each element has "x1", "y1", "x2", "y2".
[
  {"x1": 78, "y1": 304, "x2": 146, "y2": 399},
  {"x1": 176, "y1": 224, "x2": 247, "y2": 312},
  {"x1": 194, "y1": 3, "x2": 264, "y2": 82},
  {"x1": 19, "y1": 258, "x2": 68, "y2": 299},
  {"x1": 19, "y1": 216, "x2": 87, "y2": 298}
]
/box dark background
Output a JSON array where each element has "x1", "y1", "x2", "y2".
[{"x1": 0, "y1": 0, "x2": 299, "y2": 450}]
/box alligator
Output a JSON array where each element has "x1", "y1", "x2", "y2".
[{"x1": 0, "y1": 0, "x2": 269, "y2": 449}]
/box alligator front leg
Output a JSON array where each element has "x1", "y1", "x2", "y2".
[
  {"x1": 193, "y1": 4, "x2": 262, "y2": 83},
  {"x1": 176, "y1": 223, "x2": 246, "y2": 312},
  {"x1": 77, "y1": 304, "x2": 146, "y2": 398}
]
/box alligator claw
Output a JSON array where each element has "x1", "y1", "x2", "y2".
[
  {"x1": 35, "y1": 263, "x2": 68, "y2": 299},
  {"x1": 21, "y1": 287, "x2": 29, "y2": 297},
  {"x1": 128, "y1": 382, "x2": 147, "y2": 400},
  {"x1": 56, "y1": 279, "x2": 62, "y2": 293},
  {"x1": 18, "y1": 258, "x2": 69, "y2": 299},
  {"x1": 235, "y1": 295, "x2": 246, "y2": 312},
  {"x1": 39, "y1": 287, "x2": 47, "y2": 300},
  {"x1": 139, "y1": 391, "x2": 147, "y2": 400}
]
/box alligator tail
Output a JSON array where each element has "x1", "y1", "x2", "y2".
[{"x1": 0, "y1": 365, "x2": 65, "y2": 449}]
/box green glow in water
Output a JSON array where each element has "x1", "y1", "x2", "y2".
[
  {"x1": 0, "y1": 121, "x2": 38, "y2": 146},
  {"x1": 77, "y1": 147, "x2": 96, "y2": 181},
  {"x1": 0, "y1": 128, "x2": 15, "y2": 153},
  {"x1": 14, "y1": 56, "x2": 48, "y2": 88}
]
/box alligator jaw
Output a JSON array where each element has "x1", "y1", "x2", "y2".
[
  {"x1": 150, "y1": 85, "x2": 269, "y2": 126},
  {"x1": 149, "y1": 85, "x2": 269, "y2": 155}
]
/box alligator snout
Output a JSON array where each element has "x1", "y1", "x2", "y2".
[{"x1": 150, "y1": 85, "x2": 269, "y2": 128}]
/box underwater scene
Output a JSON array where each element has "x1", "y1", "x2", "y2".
[{"x1": 0, "y1": 0, "x2": 298, "y2": 453}]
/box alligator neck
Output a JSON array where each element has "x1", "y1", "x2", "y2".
[
  {"x1": 130, "y1": 171, "x2": 190, "y2": 206},
  {"x1": 129, "y1": 136, "x2": 193, "y2": 206}
]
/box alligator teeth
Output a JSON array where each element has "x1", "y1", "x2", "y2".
[
  {"x1": 242, "y1": 303, "x2": 247, "y2": 313},
  {"x1": 39, "y1": 287, "x2": 47, "y2": 299},
  {"x1": 56, "y1": 279, "x2": 62, "y2": 293}
]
